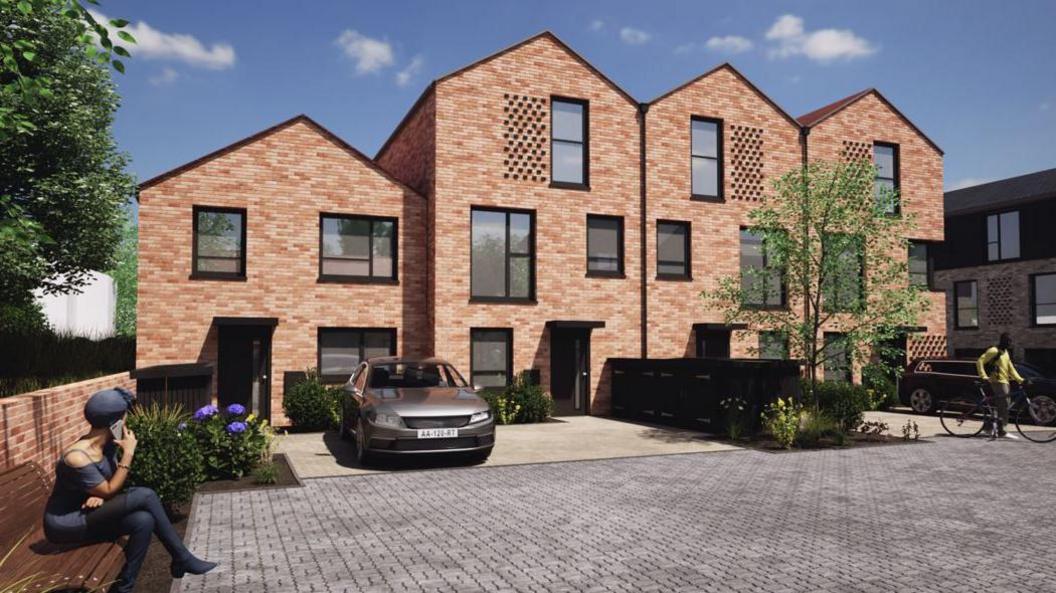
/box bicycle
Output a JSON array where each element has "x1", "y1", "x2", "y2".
[{"x1": 939, "y1": 381, "x2": 1056, "y2": 442}]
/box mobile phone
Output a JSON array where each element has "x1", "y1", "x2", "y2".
[{"x1": 109, "y1": 419, "x2": 124, "y2": 441}]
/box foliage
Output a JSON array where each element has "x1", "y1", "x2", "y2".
[
  {"x1": 859, "y1": 420, "x2": 890, "y2": 441},
  {"x1": 188, "y1": 404, "x2": 272, "y2": 480},
  {"x1": 862, "y1": 363, "x2": 899, "y2": 411},
  {"x1": 719, "y1": 396, "x2": 752, "y2": 440},
  {"x1": 107, "y1": 210, "x2": 137, "y2": 336},
  {"x1": 125, "y1": 404, "x2": 204, "y2": 507},
  {"x1": 492, "y1": 396, "x2": 520, "y2": 425},
  {"x1": 0, "y1": 297, "x2": 47, "y2": 335},
  {"x1": 282, "y1": 369, "x2": 341, "y2": 430},
  {"x1": 0, "y1": 0, "x2": 135, "y2": 309},
  {"x1": 809, "y1": 380, "x2": 873, "y2": 433},
  {"x1": 0, "y1": 534, "x2": 58, "y2": 593},
  {"x1": 252, "y1": 462, "x2": 278, "y2": 485},
  {"x1": 0, "y1": 330, "x2": 134, "y2": 397},
  {"x1": 761, "y1": 397, "x2": 801, "y2": 450},
  {"x1": 479, "y1": 376, "x2": 553, "y2": 424},
  {"x1": 703, "y1": 160, "x2": 930, "y2": 407},
  {"x1": 900, "y1": 419, "x2": 920, "y2": 441},
  {"x1": 796, "y1": 409, "x2": 840, "y2": 448}
]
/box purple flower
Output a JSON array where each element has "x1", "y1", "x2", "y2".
[
  {"x1": 226, "y1": 421, "x2": 247, "y2": 434},
  {"x1": 193, "y1": 405, "x2": 218, "y2": 422},
  {"x1": 225, "y1": 403, "x2": 246, "y2": 416},
  {"x1": 177, "y1": 422, "x2": 188, "y2": 432}
]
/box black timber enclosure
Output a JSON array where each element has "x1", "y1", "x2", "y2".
[
  {"x1": 131, "y1": 363, "x2": 213, "y2": 413},
  {"x1": 610, "y1": 357, "x2": 802, "y2": 434}
]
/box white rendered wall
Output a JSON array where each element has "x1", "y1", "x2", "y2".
[{"x1": 35, "y1": 271, "x2": 117, "y2": 338}]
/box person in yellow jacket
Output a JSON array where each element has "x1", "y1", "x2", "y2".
[{"x1": 977, "y1": 333, "x2": 1026, "y2": 438}]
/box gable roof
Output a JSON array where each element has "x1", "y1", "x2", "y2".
[
  {"x1": 646, "y1": 63, "x2": 801, "y2": 130},
  {"x1": 138, "y1": 115, "x2": 424, "y2": 199},
  {"x1": 797, "y1": 88, "x2": 943, "y2": 155},
  {"x1": 944, "y1": 167, "x2": 1056, "y2": 216}
]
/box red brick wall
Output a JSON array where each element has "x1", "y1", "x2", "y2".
[
  {"x1": 137, "y1": 118, "x2": 428, "y2": 425},
  {"x1": 645, "y1": 66, "x2": 803, "y2": 359},
  {"x1": 0, "y1": 373, "x2": 135, "y2": 470}
]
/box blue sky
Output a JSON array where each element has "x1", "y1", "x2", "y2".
[{"x1": 100, "y1": 0, "x2": 1056, "y2": 194}]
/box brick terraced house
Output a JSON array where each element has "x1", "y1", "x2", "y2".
[
  {"x1": 933, "y1": 168, "x2": 1056, "y2": 373},
  {"x1": 137, "y1": 31, "x2": 947, "y2": 424}
]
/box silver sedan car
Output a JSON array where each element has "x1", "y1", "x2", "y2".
[{"x1": 339, "y1": 357, "x2": 495, "y2": 465}]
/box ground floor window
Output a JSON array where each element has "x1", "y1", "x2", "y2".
[
  {"x1": 823, "y1": 332, "x2": 850, "y2": 383},
  {"x1": 954, "y1": 280, "x2": 979, "y2": 329},
  {"x1": 1031, "y1": 273, "x2": 1056, "y2": 326},
  {"x1": 759, "y1": 331, "x2": 788, "y2": 359},
  {"x1": 471, "y1": 328, "x2": 512, "y2": 388},
  {"x1": 317, "y1": 328, "x2": 396, "y2": 382}
]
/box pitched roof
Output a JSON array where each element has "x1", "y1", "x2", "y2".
[
  {"x1": 797, "y1": 88, "x2": 944, "y2": 155},
  {"x1": 944, "y1": 167, "x2": 1056, "y2": 216},
  {"x1": 138, "y1": 115, "x2": 423, "y2": 200},
  {"x1": 646, "y1": 63, "x2": 801, "y2": 130}
]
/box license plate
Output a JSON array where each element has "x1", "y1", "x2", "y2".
[{"x1": 417, "y1": 428, "x2": 458, "y2": 439}]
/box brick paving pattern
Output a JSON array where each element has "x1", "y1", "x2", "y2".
[{"x1": 176, "y1": 439, "x2": 1056, "y2": 593}]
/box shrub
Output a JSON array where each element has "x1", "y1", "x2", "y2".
[
  {"x1": 719, "y1": 396, "x2": 752, "y2": 440},
  {"x1": 0, "y1": 329, "x2": 135, "y2": 397},
  {"x1": 809, "y1": 381, "x2": 872, "y2": 433},
  {"x1": 796, "y1": 409, "x2": 840, "y2": 448},
  {"x1": 480, "y1": 376, "x2": 553, "y2": 424},
  {"x1": 283, "y1": 369, "x2": 341, "y2": 430},
  {"x1": 126, "y1": 404, "x2": 205, "y2": 507},
  {"x1": 252, "y1": 462, "x2": 278, "y2": 485},
  {"x1": 761, "y1": 397, "x2": 800, "y2": 449},
  {"x1": 862, "y1": 364, "x2": 899, "y2": 411},
  {"x1": 188, "y1": 403, "x2": 272, "y2": 480}
]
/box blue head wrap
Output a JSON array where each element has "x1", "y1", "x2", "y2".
[{"x1": 84, "y1": 387, "x2": 136, "y2": 428}]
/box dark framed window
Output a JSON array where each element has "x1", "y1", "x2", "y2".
[
  {"x1": 1031, "y1": 273, "x2": 1056, "y2": 327},
  {"x1": 740, "y1": 229, "x2": 785, "y2": 308},
  {"x1": 986, "y1": 210, "x2": 1020, "y2": 261},
  {"x1": 657, "y1": 220, "x2": 691, "y2": 280},
  {"x1": 954, "y1": 280, "x2": 979, "y2": 329},
  {"x1": 586, "y1": 215, "x2": 624, "y2": 277},
  {"x1": 192, "y1": 206, "x2": 246, "y2": 279},
  {"x1": 550, "y1": 97, "x2": 588, "y2": 189},
  {"x1": 759, "y1": 331, "x2": 788, "y2": 360},
  {"x1": 691, "y1": 117, "x2": 723, "y2": 200},
  {"x1": 822, "y1": 234, "x2": 864, "y2": 312},
  {"x1": 470, "y1": 328, "x2": 513, "y2": 389},
  {"x1": 317, "y1": 328, "x2": 396, "y2": 383},
  {"x1": 908, "y1": 242, "x2": 931, "y2": 288},
  {"x1": 319, "y1": 214, "x2": 397, "y2": 282},
  {"x1": 824, "y1": 332, "x2": 851, "y2": 383},
  {"x1": 873, "y1": 142, "x2": 899, "y2": 215},
  {"x1": 471, "y1": 207, "x2": 535, "y2": 301}
]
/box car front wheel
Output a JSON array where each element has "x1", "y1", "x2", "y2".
[{"x1": 909, "y1": 387, "x2": 935, "y2": 414}]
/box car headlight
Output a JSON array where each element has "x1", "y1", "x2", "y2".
[
  {"x1": 368, "y1": 410, "x2": 404, "y2": 428},
  {"x1": 469, "y1": 410, "x2": 491, "y2": 424}
]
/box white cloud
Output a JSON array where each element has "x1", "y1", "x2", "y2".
[
  {"x1": 335, "y1": 29, "x2": 395, "y2": 74},
  {"x1": 149, "y1": 67, "x2": 179, "y2": 86},
  {"x1": 89, "y1": 10, "x2": 235, "y2": 70},
  {"x1": 619, "y1": 27, "x2": 651, "y2": 45},
  {"x1": 395, "y1": 55, "x2": 424, "y2": 87},
  {"x1": 947, "y1": 177, "x2": 993, "y2": 191},
  {"x1": 589, "y1": 20, "x2": 605, "y2": 32},
  {"x1": 705, "y1": 35, "x2": 753, "y2": 54},
  {"x1": 673, "y1": 42, "x2": 697, "y2": 55},
  {"x1": 765, "y1": 14, "x2": 875, "y2": 63}
]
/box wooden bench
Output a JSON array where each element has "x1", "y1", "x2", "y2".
[{"x1": 0, "y1": 462, "x2": 125, "y2": 592}]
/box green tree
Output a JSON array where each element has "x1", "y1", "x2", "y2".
[
  {"x1": 0, "y1": 0, "x2": 135, "y2": 311},
  {"x1": 703, "y1": 159, "x2": 930, "y2": 406},
  {"x1": 107, "y1": 208, "x2": 136, "y2": 335}
]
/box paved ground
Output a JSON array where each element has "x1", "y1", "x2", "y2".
[
  {"x1": 278, "y1": 416, "x2": 738, "y2": 478},
  {"x1": 176, "y1": 431, "x2": 1056, "y2": 593}
]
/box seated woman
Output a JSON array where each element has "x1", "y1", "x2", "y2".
[{"x1": 42, "y1": 388, "x2": 217, "y2": 592}]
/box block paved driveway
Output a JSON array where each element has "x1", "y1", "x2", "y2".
[{"x1": 175, "y1": 436, "x2": 1056, "y2": 593}]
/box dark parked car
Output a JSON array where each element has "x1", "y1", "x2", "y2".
[
  {"x1": 900, "y1": 357, "x2": 1056, "y2": 424},
  {"x1": 339, "y1": 357, "x2": 495, "y2": 465}
]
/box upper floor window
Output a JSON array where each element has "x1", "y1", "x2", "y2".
[
  {"x1": 551, "y1": 97, "x2": 588, "y2": 188},
  {"x1": 1032, "y1": 273, "x2": 1056, "y2": 327},
  {"x1": 657, "y1": 220, "x2": 690, "y2": 280},
  {"x1": 192, "y1": 206, "x2": 246, "y2": 279},
  {"x1": 873, "y1": 142, "x2": 899, "y2": 215},
  {"x1": 986, "y1": 211, "x2": 1019, "y2": 261},
  {"x1": 318, "y1": 328, "x2": 396, "y2": 383},
  {"x1": 470, "y1": 328, "x2": 513, "y2": 388},
  {"x1": 319, "y1": 214, "x2": 396, "y2": 282},
  {"x1": 822, "y1": 234, "x2": 863, "y2": 312},
  {"x1": 954, "y1": 280, "x2": 979, "y2": 329},
  {"x1": 740, "y1": 229, "x2": 785, "y2": 308},
  {"x1": 691, "y1": 117, "x2": 722, "y2": 199},
  {"x1": 908, "y1": 242, "x2": 931, "y2": 288},
  {"x1": 471, "y1": 208, "x2": 535, "y2": 301},
  {"x1": 586, "y1": 215, "x2": 624, "y2": 277}
]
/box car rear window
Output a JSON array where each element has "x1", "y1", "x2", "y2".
[{"x1": 369, "y1": 363, "x2": 467, "y2": 389}]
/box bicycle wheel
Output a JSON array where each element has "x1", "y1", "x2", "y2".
[
  {"x1": 939, "y1": 399, "x2": 989, "y2": 437},
  {"x1": 1014, "y1": 399, "x2": 1056, "y2": 443}
]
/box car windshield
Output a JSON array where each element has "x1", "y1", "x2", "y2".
[
  {"x1": 369, "y1": 363, "x2": 468, "y2": 389},
  {"x1": 1017, "y1": 363, "x2": 1044, "y2": 379}
]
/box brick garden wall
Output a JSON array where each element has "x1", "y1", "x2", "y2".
[{"x1": 0, "y1": 373, "x2": 135, "y2": 470}]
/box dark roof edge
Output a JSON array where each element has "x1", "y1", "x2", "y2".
[
  {"x1": 946, "y1": 190, "x2": 1056, "y2": 216},
  {"x1": 799, "y1": 88, "x2": 944, "y2": 155},
  {"x1": 374, "y1": 82, "x2": 436, "y2": 162}
]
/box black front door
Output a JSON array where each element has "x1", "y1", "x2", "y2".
[
  {"x1": 696, "y1": 329, "x2": 731, "y2": 358},
  {"x1": 551, "y1": 329, "x2": 590, "y2": 416},
  {"x1": 217, "y1": 325, "x2": 272, "y2": 420}
]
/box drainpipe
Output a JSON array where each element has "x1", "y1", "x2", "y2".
[{"x1": 638, "y1": 102, "x2": 650, "y2": 359}]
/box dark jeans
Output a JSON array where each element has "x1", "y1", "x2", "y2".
[{"x1": 85, "y1": 487, "x2": 189, "y2": 593}]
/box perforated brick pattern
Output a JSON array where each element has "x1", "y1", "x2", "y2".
[
  {"x1": 909, "y1": 333, "x2": 948, "y2": 359},
  {"x1": 986, "y1": 275, "x2": 1014, "y2": 327},
  {"x1": 502, "y1": 93, "x2": 548, "y2": 182},
  {"x1": 841, "y1": 139, "x2": 872, "y2": 163},
  {"x1": 729, "y1": 124, "x2": 765, "y2": 201}
]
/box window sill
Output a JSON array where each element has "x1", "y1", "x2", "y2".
[
  {"x1": 549, "y1": 181, "x2": 591, "y2": 192},
  {"x1": 189, "y1": 273, "x2": 246, "y2": 282},
  {"x1": 656, "y1": 274, "x2": 692, "y2": 282},
  {"x1": 318, "y1": 276, "x2": 399, "y2": 285},
  {"x1": 690, "y1": 194, "x2": 724, "y2": 203},
  {"x1": 469, "y1": 297, "x2": 538, "y2": 305},
  {"x1": 955, "y1": 326, "x2": 980, "y2": 331},
  {"x1": 586, "y1": 271, "x2": 626, "y2": 279}
]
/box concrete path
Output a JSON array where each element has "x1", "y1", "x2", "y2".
[
  {"x1": 177, "y1": 434, "x2": 1056, "y2": 593},
  {"x1": 278, "y1": 416, "x2": 739, "y2": 478}
]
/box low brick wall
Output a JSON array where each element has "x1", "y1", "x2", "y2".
[{"x1": 0, "y1": 372, "x2": 135, "y2": 470}]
